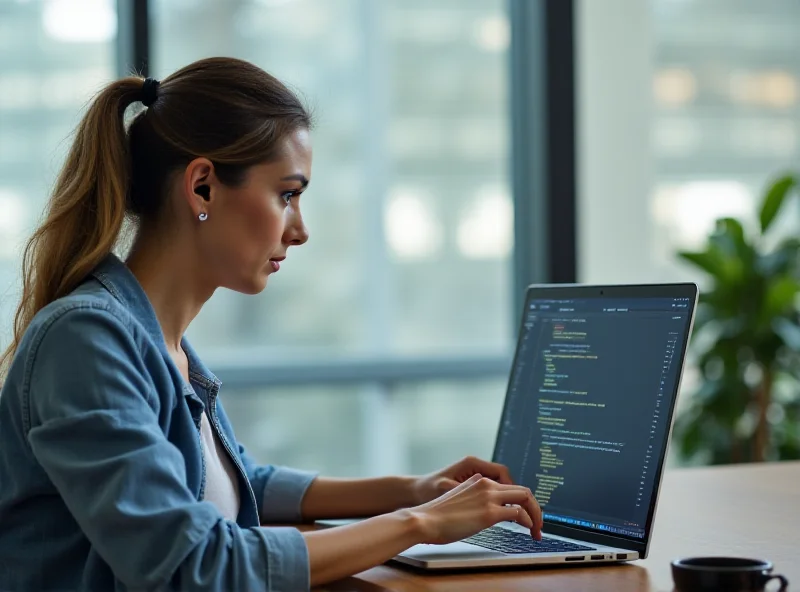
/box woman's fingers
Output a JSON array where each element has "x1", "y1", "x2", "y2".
[
  {"x1": 493, "y1": 486, "x2": 543, "y2": 539},
  {"x1": 496, "y1": 504, "x2": 533, "y2": 529},
  {"x1": 458, "y1": 456, "x2": 514, "y2": 485}
]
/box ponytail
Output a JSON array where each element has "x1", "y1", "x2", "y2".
[{"x1": 1, "y1": 77, "x2": 144, "y2": 373}]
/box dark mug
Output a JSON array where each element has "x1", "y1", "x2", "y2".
[{"x1": 671, "y1": 557, "x2": 789, "y2": 592}]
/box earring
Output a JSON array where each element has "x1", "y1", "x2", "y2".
[{"x1": 198, "y1": 212, "x2": 208, "y2": 221}]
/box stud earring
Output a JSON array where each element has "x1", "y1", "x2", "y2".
[{"x1": 198, "y1": 212, "x2": 208, "y2": 221}]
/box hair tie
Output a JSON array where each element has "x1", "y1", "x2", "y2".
[{"x1": 140, "y1": 78, "x2": 160, "y2": 107}]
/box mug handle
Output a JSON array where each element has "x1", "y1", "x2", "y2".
[{"x1": 761, "y1": 572, "x2": 789, "y2": 592}]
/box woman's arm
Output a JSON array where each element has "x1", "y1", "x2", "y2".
[
  {"x1": 300, "y1": 456, "x2": 522, "y2": 520},
  {"x1": 300, "y1": 476, "x2": 418, "y2": 519},
  {"x1": 303, "y1": 509, "x2": 423, "y2": 585},
  {"x1": 302, "y1": 474, "x2": 543, "y2": 587}
]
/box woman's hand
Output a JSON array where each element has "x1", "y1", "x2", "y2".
[
  {"x1": 302, "y1": 468, "x2": 543, "y2": 585},
  {"x1": 410, "y1": 473, "x2": 543, "y2": 544},
  {"x1": 411, "y1": 455, "x2": 514, "y2": 505}
]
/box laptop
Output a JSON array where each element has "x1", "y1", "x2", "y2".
[{"x1": 319, "y1": 282, "x2": 698, "y2": 570}]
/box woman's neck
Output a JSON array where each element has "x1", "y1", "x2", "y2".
[{"x1": 125, "y1": 231, "x2": 214, "y2": 354}]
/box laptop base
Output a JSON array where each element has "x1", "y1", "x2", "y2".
[{"x1": 394, "y1": 540, "x2": 638, "y2": 570}]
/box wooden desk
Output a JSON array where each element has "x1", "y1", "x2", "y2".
[{"x1": 312, "y1": 461, "x2": 800, "y2": 591}]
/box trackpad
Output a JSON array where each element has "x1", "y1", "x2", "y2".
[{"x1": 400, "y1": 541, "x2": 504, "y2": 560}]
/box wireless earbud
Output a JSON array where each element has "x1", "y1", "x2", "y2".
[{"x1": 195, "y1": 185, "x2": 211, "y2": 201}]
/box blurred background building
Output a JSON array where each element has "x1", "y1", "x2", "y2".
[{"x1": 1, "y1": 0, "x2": 798, "y2": 476}]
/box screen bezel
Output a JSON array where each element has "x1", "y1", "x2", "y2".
[{"x1": 491, "y1": 282, "x2": 698, "y2": 557}]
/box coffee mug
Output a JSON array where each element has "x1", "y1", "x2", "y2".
[{"x1": 671, "y1": 557, "x2": 789, "y2": 592}]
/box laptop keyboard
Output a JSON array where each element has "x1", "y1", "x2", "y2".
[{"x1": 464, "y1": 526, "x2": 596, "y2": 555}]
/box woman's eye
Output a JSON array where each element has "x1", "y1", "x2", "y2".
[{"x1": 281, "y1": 190, "x2": 298, "y2": 204}]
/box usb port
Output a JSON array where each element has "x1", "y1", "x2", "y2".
[
  {"x1": 617, "y1": 553, "x2": 628, "y2": 560},
  {"x1": 591, "y1": 554, "x2": 604, "y2": 560},
  {"x1": 565, "y1": 556, "x2": 584, "y2": 562}
]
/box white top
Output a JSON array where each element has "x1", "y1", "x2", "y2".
[{"x1": 198, "y1": 412, "x2": 241, "y2": 521}]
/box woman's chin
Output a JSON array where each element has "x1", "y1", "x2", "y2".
[
  {"x1": 230, "y1": 273, "x2": 269, "y2": 295},
  {"x1": 251, "y1": 274, "x2": 270, "y2": 294},
  {"x1": 222, "y1": 264, "x2": 273, "y2": 295}
]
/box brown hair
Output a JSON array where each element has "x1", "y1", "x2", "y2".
[{"x1": 1, "y1": 57, "x2": 312, "y2": 373}]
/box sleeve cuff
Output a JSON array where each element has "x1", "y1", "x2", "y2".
[
  {"x1": 261, "y1": 467, "x2": 318, "y2": 523},
  {"x1": 259, "y1": 526, "x2": 310, "y2": 592}
]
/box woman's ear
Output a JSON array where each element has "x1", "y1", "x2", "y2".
[
  {"x1": 182, "y1": 157, "x2": 216, "y2": 219},
  {"x1": 194, "y1": 184, "x2": 211, "y2": 201}
]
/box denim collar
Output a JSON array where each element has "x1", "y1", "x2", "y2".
[{"x1": 91, "y1": 253, "x2": 221, "y2": 391}]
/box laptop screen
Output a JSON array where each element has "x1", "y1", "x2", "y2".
[{"x1": 493, "y1": 285, "x2": 695, "y2": 542}]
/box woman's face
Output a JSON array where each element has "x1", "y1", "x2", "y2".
[{"x1": 194, "y1": 128, "x2": 312, "y2": 294}]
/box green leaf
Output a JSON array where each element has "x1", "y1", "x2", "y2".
[
  {"x1": 678, "y1": 415, "x2": 706, "y2": 457},
  {"x1": 713, "y1": 218, "x2": 748, "y2": 255},
  {"x1": 760, "y1": 175, "x2": 796, "y2": 234},
  {"x1": 678, "y1": 249, "x2": 727, "y2": 279},
  {"x1": 756, "y1": 238, "x2": 800, "y2": 276},
  {"x1": 696, "y1": 296, "x2": 731, "y2": 321},
  {"x1": 763, "y1": 276, "x2": 800, "y2": 318}
]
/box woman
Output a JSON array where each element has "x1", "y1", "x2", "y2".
[{"x1": 0, "y1": 57, "x2": 541, "y2": 591}]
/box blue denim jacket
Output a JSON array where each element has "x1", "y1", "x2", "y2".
[{"x1": 0, "y1": 254, "x2": 317, "y2": 591}]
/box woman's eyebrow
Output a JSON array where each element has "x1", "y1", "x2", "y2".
[{"x1": 281, "y1": 174, "x2": 309, "y2": 188}]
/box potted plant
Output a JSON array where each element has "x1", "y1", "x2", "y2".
[{"x1": 674, "y1": 174, "x2": 800, "y2": 464}]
